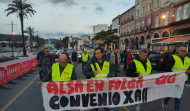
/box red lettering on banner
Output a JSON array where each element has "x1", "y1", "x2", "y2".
[
  {"x1": 120, "y1": 78, "x2": 127, "y2": 90},
  {"x1": 87, "y1": 81, "x2": 94, "y2": 92},
  {"x1": 155, "y1": 75, "x2": 165, "y2": 85},
  {"x1": 60, "y1": 81, "x2": 66, "y2": 95},
  {"x1": 109, "y1": 79, "x2": 115, "y2": 91},
  {"x1": 47, "y1": 82, "x2": 58, "y2": 94},
  {"x1": 95, "y1": 80, "x2": 104, "y2": 92},
  {"x1": 75, "y1": 80, "x2": 83, "y2": 93},
  {"x1": 67, "y1": 81, "x2": 74, "y2": 94},
  {"x1": 128, "y1": 79, "x2": 136, "y2": 89},
  {"x1": 115, "y1": 79, "x2": 122, "y2": 90},
  {"x1": 136, "y1": 78, "x2": 143, "y2": 88},
  {"x1": 168, "y1": 74, "x2": 176, "y2": 83},
  {"x1": 155, "y1": 74, "x2": 177, "y2": 85}
]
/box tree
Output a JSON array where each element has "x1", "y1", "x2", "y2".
[
  {"x1": 54, "y1": 40, "x2": 60, "y2": 49},
  {"x1": 5, "y1": 0, "x2": 36, "y2": 56},
  {"x1": 62, "y1": 36, "x2": 69, "y2": 48},
  {"x1": 24, "y1": 26, "x2": 34, "y2": 52},
  {"x1": 92, "y1": 29, "x2": 119, "y2": 49},
  {"x1": 70, "y1": 41, "x2": 75, "y2": 49}
]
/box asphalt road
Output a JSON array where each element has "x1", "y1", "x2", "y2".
[{"x1": 0, "y1": 63, "x2": 190, "y2": 111}]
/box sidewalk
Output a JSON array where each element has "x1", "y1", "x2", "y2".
[{"x1": 0, "y1": 53, "x2": 37, "y2": 68}]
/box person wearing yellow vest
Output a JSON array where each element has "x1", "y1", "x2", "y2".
[
  {"x1": 84, "y1": 47, "x2": 111, "y2": 111},
  {"x1": 38, "y1": 54, "x2": 77, "y2": 86},
  {"x1": 82, "y1": 50, "x2": 90, "y2": 78},
  {"x1": 162, "y1": 46, "x2": 190, "y2": 111},
  {"x1": 126, "y1": 49, "x2": 152, "y2": 111}
]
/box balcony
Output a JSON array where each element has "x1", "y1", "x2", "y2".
[
  {"x1": 135, "y1": 29, "x2": 139, "y2": 33},
  {"x1": 127, "y1": 18, "x2": 130, "y2": 22},
  {"x1": 124, "y1": 20, "x2": 127, "y2": 24},
  {"x1": 131, "y1": 30, "x2": 134, "y2": 34},
  {"x1": 127, "y1": 32, "x2": 130, "y2": 36},
  {"x1": 146, "y1": 24, "x2": 151, "y2": 30},
  {"x1": 140, "y1": 27, "x2": 145, "y2": 32},
  {"x1": 124, "y1": 32, "x2": 126, "y2": 36},
  {"x1": 131, "y1": 16, "x2": 134, "y2": 20}
]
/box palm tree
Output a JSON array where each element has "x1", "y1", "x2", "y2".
[
  {"x1": 24, "y1": 26, "x2": 34, "y2": 52},
  {"x1": 5, "y1": 0, "x2": 36, "y2": 56}
]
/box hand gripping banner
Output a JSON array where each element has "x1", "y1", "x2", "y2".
[{"x1": 41, "y1": 72, "x2": 186, "y2": 111}]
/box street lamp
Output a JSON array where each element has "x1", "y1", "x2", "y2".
[
  {"x1": 162, "y1": 15, "x2": 166, "y2": 19},
  {"x1": 11, "y1": 32, "x2": 15, "y2": 59}
]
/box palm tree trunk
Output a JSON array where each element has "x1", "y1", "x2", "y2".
[{"x1": 20, "y1": 16, "x2": 26, "y2": 56}]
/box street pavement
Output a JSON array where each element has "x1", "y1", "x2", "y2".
[{"x1": 0, "y1": 63, "x2": 190, "y2": 111}]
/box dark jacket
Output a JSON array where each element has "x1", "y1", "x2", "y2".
[
  {"x1": 38, "y1": 55, "x2": 54, "y2": 76},
  {"x1": 123, "y1": 51, "x2": 129, "y2": 62},
  {"x1": 72, "y1": 52, "x2": 78, "y2": 62},
  {"x1": 84, "y1": 56, "x2": 112, "y2": 78},
  {"x1": 41, "y1": 63, "x2": 77, "y2": 82},
  {"x1": 37, "y1": 51, "x2": 44, "y2": 61},
  {"x1": 126, "y1": 55, "x2": 149, "y2": 77}
]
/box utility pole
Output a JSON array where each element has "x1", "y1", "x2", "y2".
[{"x1": 7, "y1": 21, "x2": 17, "y2": 59}]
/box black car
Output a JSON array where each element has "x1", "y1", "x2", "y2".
[{"x1": 148, "y1": 52, "x2": 171, "y2": 69}]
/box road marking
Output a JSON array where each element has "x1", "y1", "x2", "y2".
[
  {"x1": 1, "y1": 74, "x2": 39, "y2": 111},
  {"x1": 123, "y1": 106, "x2": 130, "y2": 111}
]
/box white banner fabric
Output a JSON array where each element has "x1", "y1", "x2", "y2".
[{"x1": 41, "y1": 72, "x2": 186, "y2": 111}]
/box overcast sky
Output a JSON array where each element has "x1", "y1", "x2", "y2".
[{"x1": 0, "y1": 0, "x2": 135, "y2": 39}]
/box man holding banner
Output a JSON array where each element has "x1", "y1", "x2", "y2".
[
  {"x1": 162, "y1": 46, "x2": 190, "y2": 111},
  {"x1": 84, "y1": 47, "x2": 111, "y2": 111},
  {"x1": 126, "y1": 49, "x2": 152, "y2": 111},
  {"x1": 38, "y1": 54, "x2": 77, "y2": 86}
]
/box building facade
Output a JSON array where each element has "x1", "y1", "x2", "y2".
[
  {"x1": 119, "y1": 6, "x2": 136, "y2": 50},
  {"x1": 117, "y1": 0, "x2": 190, "y2": 51}
]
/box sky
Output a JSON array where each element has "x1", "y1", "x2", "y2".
[{"x1": 0, "y1": 0, "x2": 135, "y2": 39}]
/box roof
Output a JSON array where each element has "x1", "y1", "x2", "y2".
[{"x1": 157, "y1": 36, "x2": 190, "y2": 43}]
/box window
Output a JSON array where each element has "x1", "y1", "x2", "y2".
[
  {"x1": 127, "y1": 25, "x2": 130, "y2": 32},
  {"x1": 165, "y1": 11, "x2": 169, "y2": 25},
  {"x1": 148, "y1": 17, "x2": 151, "y2": 24},
  {"x1": 142, "y1": 20, "x2": 144, "y2": 28},
  {"x1": 156, "y1": 0, "x2": 160, "y2": 8},
  {"x1": 124, "y1": 26, "x2": 126, "y2": 34},
  {"x1": 137, "y1": 10, "x2": 139, "y2": 17},
  {"x1": 128, "y1": 12, "x2": 130, "y2": 19},
  {"x1": 132, "y1": 10, "x2": 134, "y2": 16},
  {"x1": 183, "y1": 3, "x2": 189, "y2": 19},
  {"x1": 142, "y1": 7, "x2": 145, "y2": 14},
  {"x1": 155, "y1": 15, "x2": 159, "y2": 27},
  {"x1": 176, "y1": 6, "x2": 182, "y2": 21},
  {"x1": 148, "y1": 3, "x2": 152, "y2": 11},
  {"x1": 131, "y1": 24, "x2": 134, "y2": 30}
]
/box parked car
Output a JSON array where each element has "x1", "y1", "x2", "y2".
[{"x1": 148, "y1": 52, "x2": 171, "y2": 69}]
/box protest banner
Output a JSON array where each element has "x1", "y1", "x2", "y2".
[{"x1": 41, "y1": 72, "x2": 186, "y2": 111}]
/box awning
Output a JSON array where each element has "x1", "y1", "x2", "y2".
[{"x1": 152, "y1": 36, "x2": 190, "y2": 45}]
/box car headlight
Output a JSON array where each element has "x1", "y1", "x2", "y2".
[{"x1": 78, "y1": 55, "x2": 81, "y2": 58}]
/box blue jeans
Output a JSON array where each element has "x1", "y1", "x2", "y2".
[
  {"x1": 134, "y1": 104, "x2": 141, "y2": 111},
  {"x1": 163, "y1": 97, "x2": 181, "y2": 110},
  {"x1": 112, "y1": 64, "x2": 119, "y2": 77}
]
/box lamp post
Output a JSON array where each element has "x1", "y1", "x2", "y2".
[{"x1": 11, "y1": 32, "x2": 15, "y2": 59}]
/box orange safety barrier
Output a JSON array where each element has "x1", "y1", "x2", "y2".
[
  {"x1": 0, "y1": 67, "x2": 6, "y2": 85},
  {"x1": 21, "y1": 60, "x2": 31, "y2": 74},
  {"x1": 6, "y1": 63, "x2": 21, "y2": 82}
]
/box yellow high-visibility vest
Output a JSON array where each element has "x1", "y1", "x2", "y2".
[
  {"x1": 52, "y1": 63, "x2": 73, "y2": 81},
  {"x1": 82, "y1": 53, "x2": 89, "y2": 62},
  {"x1": 91, "y1": 61, "x2": 110, "y2": 79},
  {"x1": 172, "y1": 55, "x2": 190, "y2": 81},
  {"x1": 133, "y1": 59, "x2": 152, "y2": 74}
]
